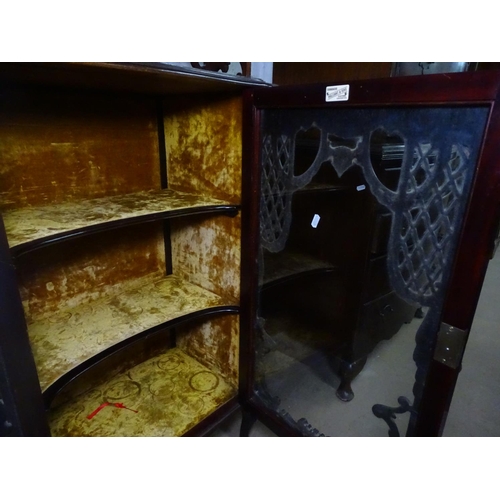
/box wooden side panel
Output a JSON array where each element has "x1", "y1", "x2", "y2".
[
  {"x1": 176, "y1": 315, "x2": 240, "y2": 384},
  {"x1": 164, "y1": 94, "x2": 242, "y2": 203},
  {"x1": 0, "y1": 86, "x2": 161, "y2": 210},
  {"x1": 17, "y1": 223, "x2": 166, "y2": 322}
]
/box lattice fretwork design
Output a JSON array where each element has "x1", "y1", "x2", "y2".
[
  {"x1": 260, "y1": 134, "x2": 293, "y2": 252},
  {"x1": 391, "y1": 144, "x2": 471, "y2": 304},
  {"x1": 406, "y1": 143, "x2": 438, "y2": 193}
]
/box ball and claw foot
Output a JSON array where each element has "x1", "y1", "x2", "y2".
[
  {"x1": 336, "y1": 382, "x2": 355, "y2": 402},
  {"x1": 335, "y1": 356, "x2": 367, "y2": 402}
]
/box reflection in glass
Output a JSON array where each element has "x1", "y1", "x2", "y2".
[{"x1": 255, "y1": 107, "x2": 488, "y2": 436}]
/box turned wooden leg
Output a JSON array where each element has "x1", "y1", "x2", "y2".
[
  {"x1": 240, "y1": 408, "x2": 258, "y2": 437},
  {"x1": 336, "y1": 356, "x2": 367, "y2": 402}
]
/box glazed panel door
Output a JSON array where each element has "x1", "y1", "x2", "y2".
[{"x1": 240, "y1": 72, "x2": 500, "y2": 436}]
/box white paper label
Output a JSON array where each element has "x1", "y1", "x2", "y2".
[
  {"x1": 356, "y1": 184, "x2": 366, "y2": 191},
  {"x1": 311, "y1": 214, "x2": 321, "y2": 228},
  {"x1": 325, "y1": 84, "x2": 350, "y2": 102}
]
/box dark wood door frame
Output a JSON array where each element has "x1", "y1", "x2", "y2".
[{"x1": 240, "y1": 71, "x2": 500, "y2": 437}]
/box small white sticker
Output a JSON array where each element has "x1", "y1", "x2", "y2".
[
  {"x1": 356, "y1": 184, "x2": 366, "y2": 191},
  {"x1": 325, "y1": 84, "x2": 350, "y2": 102},
  {"x1": 311, "y1": 214, "x2": 321, "y2": 228}
]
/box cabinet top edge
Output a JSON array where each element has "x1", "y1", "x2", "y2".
[
  {"x1": 249, "y1": 70, "x2": 500, "y2": 107},
  {"x1": 0, "y1": 62, "x2": 272, "y2": 95}
]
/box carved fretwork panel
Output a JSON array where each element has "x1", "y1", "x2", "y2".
[
  {"x1": 261, "y1": 107, "x2": 487, "y2": 304},
  {"x1": 260, "y1": 135, "x2": 293, "y2": 253}
]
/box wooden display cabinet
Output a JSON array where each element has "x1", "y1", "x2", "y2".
[
  {"x1": 2, "y1": 64, "x2": 500, "y2": 437},
  {"x1": 0, "y1": 62, "x2": 268, "y2": 437}
]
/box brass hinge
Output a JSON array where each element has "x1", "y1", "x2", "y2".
[
  {"x1": 489, "y1": 202, "x2": 500, "y2": 259},
  {"x1": 433, "y1": 322, "x2": 469, "y2": 369}
]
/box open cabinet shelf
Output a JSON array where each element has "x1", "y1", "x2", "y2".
[
  {"x1": 3, "y1": 189, "x2": 238, "y2": 256},
  {"x1": 49, "y1": 347, "x2": 237, "y2": 437},
  {"x1": 28, "y1": 273, "x2": 238, "y2": 397}
]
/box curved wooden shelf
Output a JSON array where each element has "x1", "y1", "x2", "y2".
[
  {"x1": 42, "y1": 306, "x2": 238, "y2": 408},
  {"x1": 2, "y1": 189, "x2": 239, "y2": 256},
  {"x1": 262, "y1": 251, "x2": 338, "y2": 288},
  {"x1": 27, "y1": 274, "x2": 239, "y2": 396},
  {"x1": 48, "y1": 347, "x2": 237, "y2": 437}
]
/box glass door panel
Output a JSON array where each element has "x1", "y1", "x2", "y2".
[{"x1": 254, "y1": 106, "x2": 489, "y2": 436}]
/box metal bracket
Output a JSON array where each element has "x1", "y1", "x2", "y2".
[
  {"x1": 489, "y1": 203, "x2": 500, "y2": 259},
  {"x1": 433, "y1": 322, "x2": 469, "y2": 369}
]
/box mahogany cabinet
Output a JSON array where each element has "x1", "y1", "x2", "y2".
[
  {"x1": 0, "y1": 63, "x2": 268, "y2": 437},
  {"x1": 1, "y1": 64, "x2": 500, "y2": 437}
]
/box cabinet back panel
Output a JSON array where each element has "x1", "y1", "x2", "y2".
[
  {"x1": 176, "y1": 314, "x2": 239, "y2": 384},
  {"x1": 170, "y1": 214, "x2": 241, "y2": 302},
  {"x1": 164, "y1": 95, "x2": 242, "y2": 203},
  {"x1": 17, "y1": 222, "x2": 166, "y2": 321},
  {"x1": 0, "y1": 87, "x2": 161, "y2": 210}
]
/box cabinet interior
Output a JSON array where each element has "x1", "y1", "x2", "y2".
[{"x1": 0, "y1": 80, "x2": 243, "y2": 436}]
